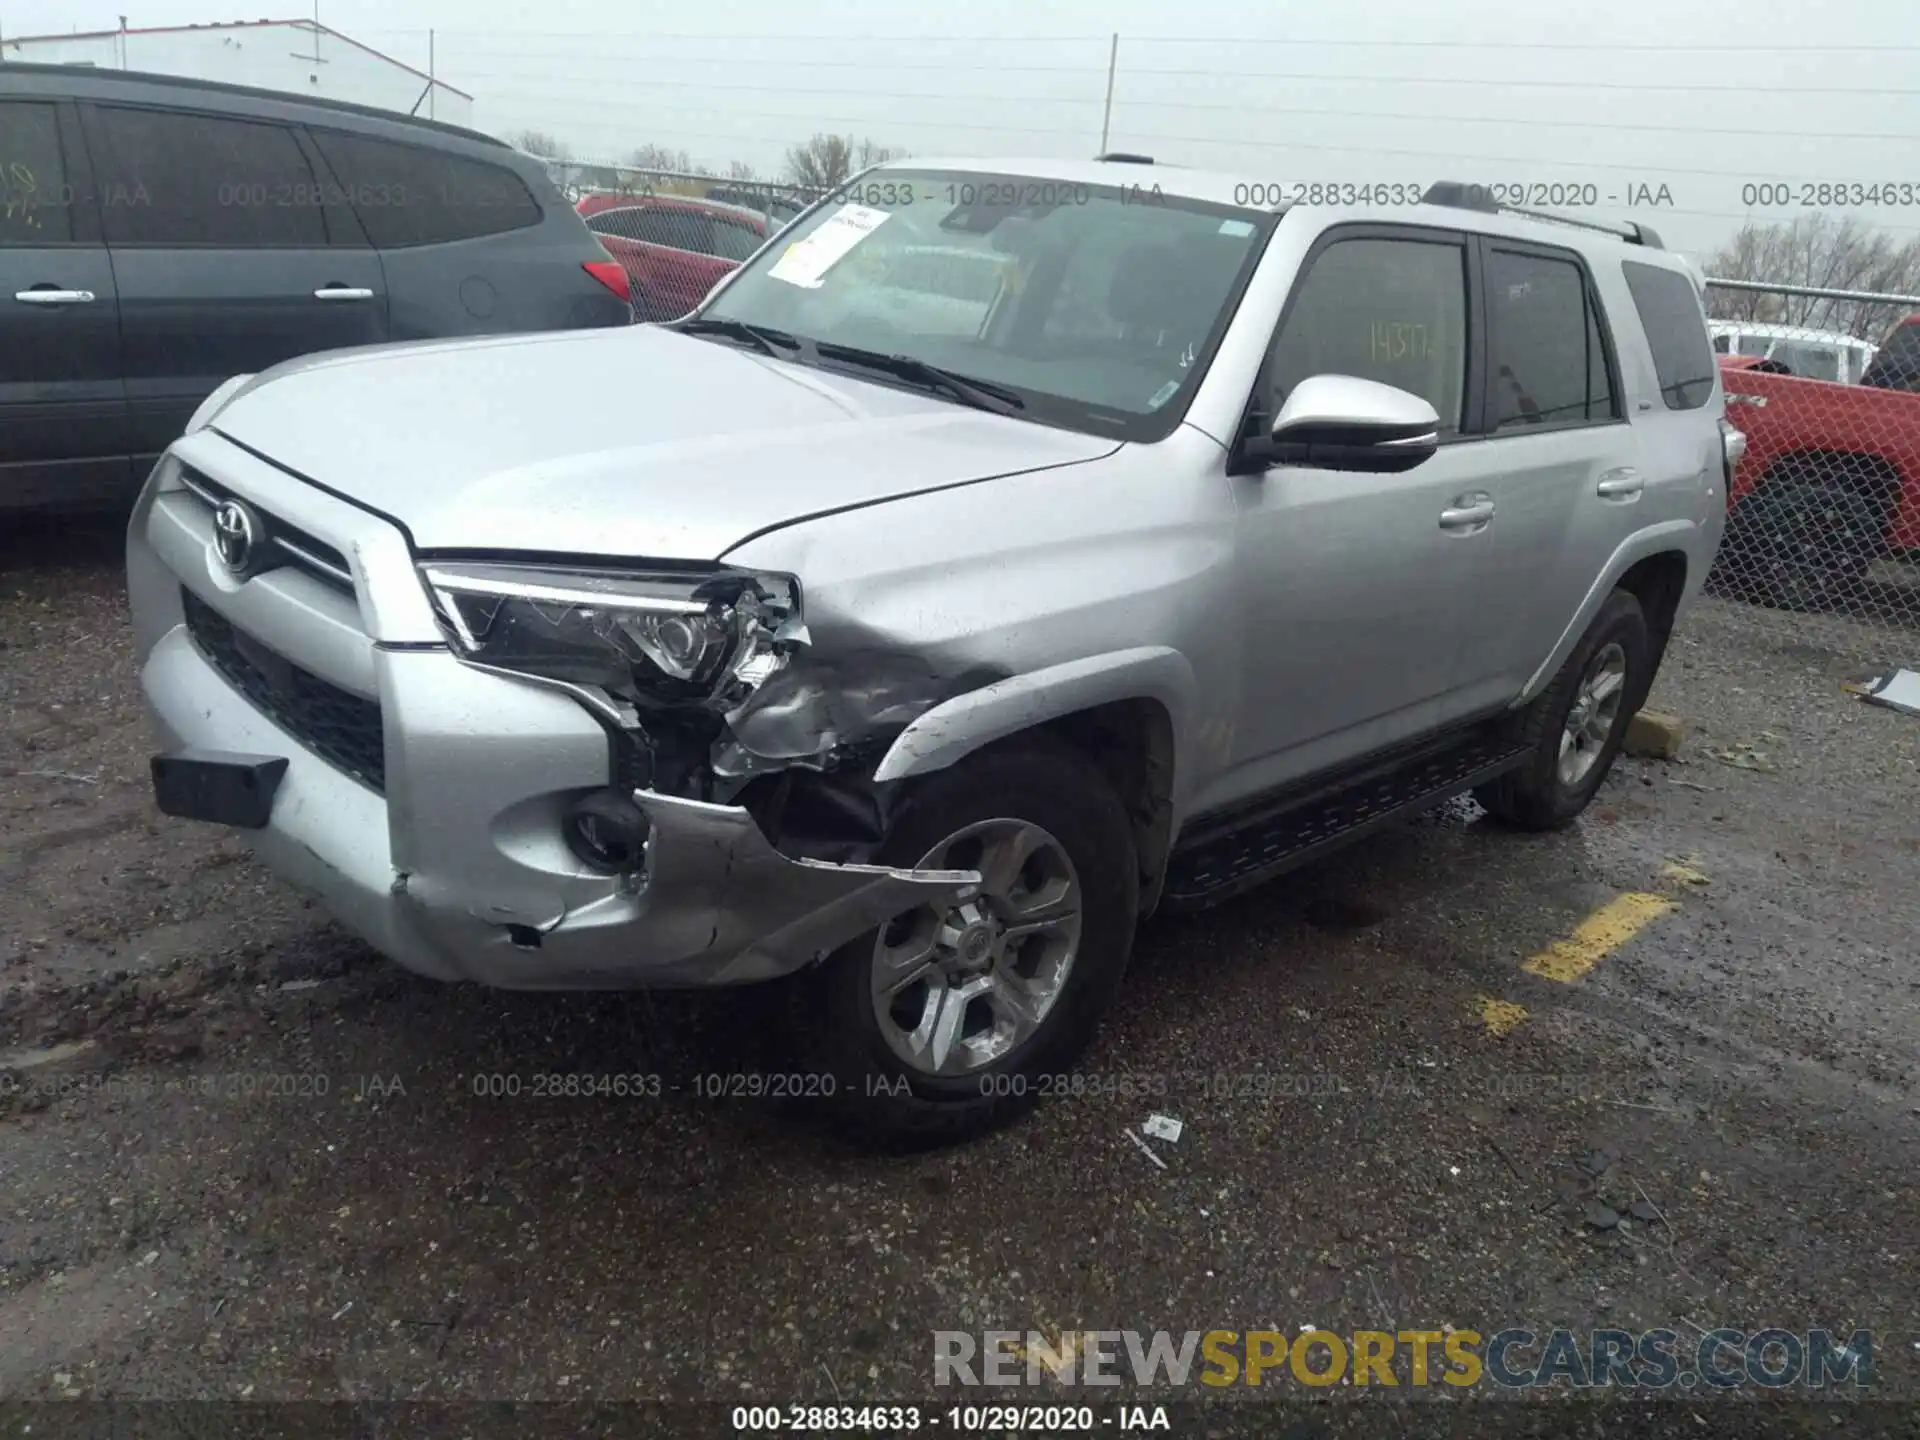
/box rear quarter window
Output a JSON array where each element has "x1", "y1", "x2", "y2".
[
  {"x1": 308, "y1": 130, "x2": 542, "y2": 248},
  {"x1": 1621, "y1": 260, "x2": 1716, "y2": 410}
]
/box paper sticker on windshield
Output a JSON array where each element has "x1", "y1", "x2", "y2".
[
  {"x1": 1219, "y1": 219, "x2": 1254, "y2": 237},
  {"x1": 768, "y1": 204, "x2": 892, "y2": 288},
  {"x1": 1147, "y1": 379, "x2": 1180, "y2": 409}
]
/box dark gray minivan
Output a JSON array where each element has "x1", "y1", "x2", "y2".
[{"x1": 0, "y1": 63, "x2": 633, "y2": 512}]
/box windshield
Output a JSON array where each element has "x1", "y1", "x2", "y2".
[
  {"x1": 694, "y1": 169, "x2": 1275, "y2": 439},
  {"x1": 1764, "y1": 339, "x2": 1842, "y2": 380}
]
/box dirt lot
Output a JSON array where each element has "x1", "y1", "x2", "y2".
[{"x1": 2, "y1": 514, "x2": 1917, "y2": 1431}]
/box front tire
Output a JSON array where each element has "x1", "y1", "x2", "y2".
[
  {"x1": 1475, "y1": 589, "x2": 1651, "y2": 831},
  {"x1": 801, "y1": 736, "x2": 1138, "y2": 1147}
]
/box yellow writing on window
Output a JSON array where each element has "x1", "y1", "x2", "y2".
[{"x1": 1370, "y1": 321, "x2": 1436, "y2": 363}]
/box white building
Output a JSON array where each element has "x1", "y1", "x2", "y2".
[{"x1": 0, "y1": 19, "x2": 473, "y2": 128}]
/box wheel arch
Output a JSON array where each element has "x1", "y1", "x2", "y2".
[
  {"x1": 871, "y1": 647, "x2": 1193, "y2": 915},
  {"x1": 1517, "y1": 522, "x2": 1700, "y2": 706}
]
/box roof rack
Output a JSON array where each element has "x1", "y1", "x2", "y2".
[{"x1": 1420, "y1": 181, "x2": 1664, "y2": 249}]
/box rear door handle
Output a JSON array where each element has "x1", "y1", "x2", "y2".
[
  {"x1": 1439, "y1": 496, "x2": 1496, "y2": 530},
  {"x1": 314, "y1": 285, "x2": 375, "y2": 301},
  {"x1": 14, "y1": 288, "x2": 96, "y2": 305},
  {"x1": 1596, "y1": 468, "x2": 1644, "y2": 500}
]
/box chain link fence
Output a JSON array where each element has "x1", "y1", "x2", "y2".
[
  {"x1": 527, "y1": 159, "x2": 826, "y2": 320},
  {"x1": 1702, "y1": 277, "x2": 1920, "y2": 656}
]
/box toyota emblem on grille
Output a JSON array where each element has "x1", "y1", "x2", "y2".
[{"x1": 212, "y1": 499, "x2": 260, "y2": 575}]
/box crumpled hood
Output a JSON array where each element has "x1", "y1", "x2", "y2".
[{"x1": 209, "y1": 326, "x2": 1119, "y2": 559}]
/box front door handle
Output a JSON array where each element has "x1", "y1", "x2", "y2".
[
  {"x1": 1596, "y1": 468, "x2": 1644, "y2": 499},
  {"x1": 314, "y1": 285, "x2": 375, "y2": 301},
  {"x1": 14, "y1": 288, "x2": 96, "y2": 305},
  {"x1": 1439, "y1": 496, "x2": 1495, "y2": 530}
]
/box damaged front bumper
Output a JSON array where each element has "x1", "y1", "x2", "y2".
[{"x1": 138, "y1": 621, "x2": 977, "y2": 990}]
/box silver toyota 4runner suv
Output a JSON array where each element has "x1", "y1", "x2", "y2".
[{"x1": 128, "y1": 158, "x2": 1733, "y2": 1141}]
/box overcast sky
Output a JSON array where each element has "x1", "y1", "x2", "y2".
[{"x1": 8, "y1": 0, "x2": 1918, "y2": 258}]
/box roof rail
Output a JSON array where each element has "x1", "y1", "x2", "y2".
[
  {"x1": 1419, "y1": 181, "x2": 1664, "y2": 248},
  {"x1": 0, "y1": 60, "x2": 504, "y2": 147},
  {"x1": 1095, "y1": 152, "x2": 1155, "y2": 164}
]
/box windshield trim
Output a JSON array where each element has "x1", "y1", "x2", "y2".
[{"x1": 688, "y1": 167, "x2": 1280, "y2": 444}]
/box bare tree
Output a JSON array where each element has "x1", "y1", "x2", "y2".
[
  {"x1": 510, "y1": 129, "x2": 574, "y2": 163},
  {"x1": 1705, "y1": 215, "x2": 1920, "y2": 339},
  {"x1": 627, "y1": 143, "x2": 693, "y2": 175},
  {"x1": 783, "y1": 133, "x2": 903, "y2": 190},
  {"x1": 725, "y1": 159, "x2": 759, "y2": 181}
]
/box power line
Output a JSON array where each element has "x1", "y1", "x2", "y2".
[
  {"x1": 1132, "y1": 36, "x2": 1920, "y2": 51},
  {"x1": 1113, "y1": 67, "x2": 1920, "y2": 95},
  {"x1": 446, "y1": 52, "x2": 1913, "y2": 93},
  {"x1": 1111, "y1": 96, "x2": 1920, "y2": 145},
  {"x1": 481, "y1": 89, "x2": 1097, "y2": 138},
  {"x1": 470, "y1": 84, "x2": 1918, "y2": 183},
  {"x1": 448, "y1": 53, "x2": 1920, "y2": 94},
  {"x1": 359, "y1": 29, "x2": 1920, "y2": 51}
]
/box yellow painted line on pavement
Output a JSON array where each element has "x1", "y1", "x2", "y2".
[
  {"x1": 1522, "y1": 892, "x2": 1678, "y2": 984},
  {"x1": 1476, "y1": 995, "x2": 1529, "y2": 1037}
]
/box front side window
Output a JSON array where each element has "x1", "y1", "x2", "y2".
[
  {"x1": 1267, "y1": 236, "x2": 1469, "y2": 434},
  {"x1": 1485, "y1": 246, "x2": 1618, "y2": 430},
  {"x1": 699, "y1": 170, "x2": 1275, "y2": 440},
  {"x1": 0, "y1": 102, "x2": 74, "y2": 245},
  {"x1": 91, "y1": 106, "x2": 327, "y2": 246},
  {"x1": 1622, "y1": 259, "x2": 1716, "y2": 409}
]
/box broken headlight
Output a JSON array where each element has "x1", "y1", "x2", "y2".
[{"x1": 419, "y1": 561, "x2": 806, "y2": 713}]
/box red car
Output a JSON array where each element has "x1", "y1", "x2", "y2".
[
  {"x1": 1715, "y1": 351, "x2": 1920, "y2": 608},
  {"x1": 575, "y1": 194, "x2": 769, "y2": 322}
]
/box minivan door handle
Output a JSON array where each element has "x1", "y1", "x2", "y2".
[
  {"x1": 1596, "y1": 468, "x2": 1644, "y2": 500},
  {"x1": 14, "y1": 288, "x2": 96, "y2": 305},
  {"x1": 313, "y1": 285, "x2": 375, "y2": 301}
]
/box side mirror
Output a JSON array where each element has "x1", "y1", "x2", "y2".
[{"x1": 1246, "y1": 375, "x2": 1441, "y2": 474}]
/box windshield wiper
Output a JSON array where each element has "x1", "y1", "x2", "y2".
[
  {"x1": 813, "y1": 344, "x2": 1027, "y2": 416},
  {"x1": 671, "y1": 316, "x2": 806, "y2": 359}
]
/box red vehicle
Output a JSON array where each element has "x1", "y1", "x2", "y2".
[
  {"x1": 575, "y1": 193, "x2": 769, "y2": 322},
  {"x1": 1716, "y1": 349, "x2": 1920, "y2": 608}
]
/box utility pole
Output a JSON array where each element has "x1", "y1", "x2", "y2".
[
  {"x1": 1098, "y1": 33, "x2": 1118, "y2": 154},
  {"x1": 429, "y1": 29, "x2": 435, "y2": 118}
]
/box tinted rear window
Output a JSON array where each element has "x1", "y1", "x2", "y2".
[
  {"x1": 308, "y1": 131, "x2": 541, "y2": 247},
  {"x1": 1863, "y1": 321, "x2": 1920, "y2": 391},
  {"x1": 1621, "y1": 260, "x2": 1715, "y2": 409},
  {"x1": 91, "y1": 105, "x2": 329, "y2": 246},
  {"x1": 1486, "y1": 246, "x2": 1618, "y2": 429}
]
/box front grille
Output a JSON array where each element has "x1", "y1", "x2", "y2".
[
  {"x1": 181, "y1": 588, "x2": 386, "y2": 792},
  {"x1": 178, "y1": 466, "x2": 354, "y2": 591}
]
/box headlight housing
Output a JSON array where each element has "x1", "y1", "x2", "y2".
[{"x1": 419, "y1": 561, "x2": 806, "y2": 714}]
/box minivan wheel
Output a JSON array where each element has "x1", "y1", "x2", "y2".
[
  {"x1": 1475, "y1": 589, "x2": 1650, "y2": 831},
  {"x1": 802, "y1": 736, "x2": 1138, "y2": 1147}
]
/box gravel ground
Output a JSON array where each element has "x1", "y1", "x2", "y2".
[{"x1": 2, "y1": 514, "x2": 1917, "y2": 1433}]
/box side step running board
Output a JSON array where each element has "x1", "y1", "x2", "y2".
[{"x1": 1162, "y1": 737, "x2": 1531, "y2": 911}]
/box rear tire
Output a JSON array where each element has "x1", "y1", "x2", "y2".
[
  {"x1": 800, "y1": 735, "x2": 1138, "y2": 1149},
  {"x1": 1475, "y1": 589, "x2": 1650, "y2": 831}
]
